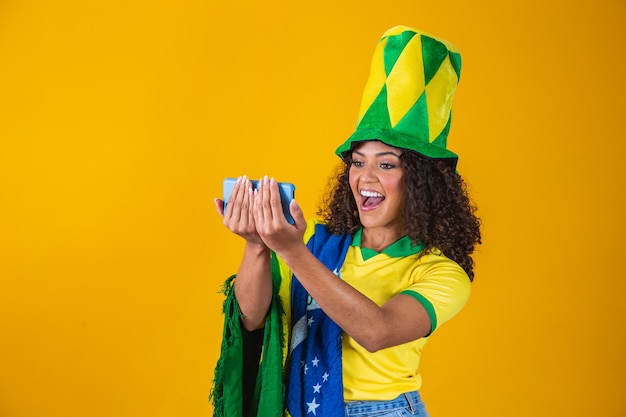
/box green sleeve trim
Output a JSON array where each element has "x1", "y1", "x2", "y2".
[{"x1": 401, "y1": 290, "x2": 437, "y2": 336}]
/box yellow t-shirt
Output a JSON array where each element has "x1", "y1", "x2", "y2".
[
  {"x1": 277, "y1": 221, "x2": 471, "y2": 402},
  {"x1": 340, "y1": 228, "x2": 471, "y2": 401}
]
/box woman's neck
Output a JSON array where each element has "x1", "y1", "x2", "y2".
[{"x1": 361, "y1": 227, "x2": 403, "y2": 252}]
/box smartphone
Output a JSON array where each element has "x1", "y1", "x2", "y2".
[{"x1": 223, "y1": 178, "x2": 296, "y2": 224}]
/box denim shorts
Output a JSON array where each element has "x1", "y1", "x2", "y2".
[{"x1": 344, "y1": 391, "x2": 429, "y2": 417}]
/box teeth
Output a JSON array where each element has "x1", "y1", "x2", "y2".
[{"x1": 360, "y1": 190, "x2": 383, "y2": 197}]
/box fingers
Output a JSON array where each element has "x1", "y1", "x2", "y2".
[
  {"x1": 254, "y1": 176, "x2": 268, "y2": 228},
  {"x1": 214, "y1": 198, "x2": 225, "y2": 216},
  {"x1": 243, "y1": 180, "x2": 255, "y2": 227},
  {"x1": 289, "y1": 199, "x2": 306, "y2": 231},
  {"x1": 224, "y1": 175, "x2": 255, "y2": 231},
  {"x1": 224, "y1": 176, "x2": 245, "y2": 223},
  {"x1": 254, "y1": 176, "x2": 285, "y2": 229},
  {"x1": 252, "y1": 177, "x2": 307, "y2": 255}
]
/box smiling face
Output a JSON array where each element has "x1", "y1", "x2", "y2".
[{"x1": 349, "y1": 140, "x2": 405, "y2": 244}]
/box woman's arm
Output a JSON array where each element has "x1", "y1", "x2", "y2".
[
  {"x1": 277, "y1": 242, "x2": 430, "y2": 352},
  {"x1": 233, "y1": 242, "x2": 272, "y2": 330},
  {"x1": 254, "y1": 177, "x2": 431, "y2": 352},
  {"x1": 215, "y1": 176, "x2": 272, "y2": 331}
]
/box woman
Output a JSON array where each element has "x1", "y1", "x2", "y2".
[{"x1": 212, "y1": 26, "x2": 481, "y2": 417}]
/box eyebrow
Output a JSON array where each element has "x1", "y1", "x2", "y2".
[{"x1": 352, "y1": 150, "x2": 402, "y2": 158}]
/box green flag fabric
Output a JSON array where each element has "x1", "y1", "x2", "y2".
[{"x1": 210, "y1": 254, "x2": 286, "y2": 417}]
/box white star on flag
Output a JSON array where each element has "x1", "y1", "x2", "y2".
[
  {"x1": 306, "y1": 397, "x2": 320, "y2": 415},
  {"x1": 311, "y1": 357, "x2": 319, "y2": 367},
  {"x1": 313, "y1": 383, "x2": 321, "y2": 393},
  {"x1": 307, "y1": 316, "x2": 315, "y2": 327},
  {"x1": 322, "y1": 372, "x2": 329, "y2": 382}
]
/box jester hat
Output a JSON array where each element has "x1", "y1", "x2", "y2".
[{"x1": 336, "y1": 26, "x2": 462, "y2": 166}]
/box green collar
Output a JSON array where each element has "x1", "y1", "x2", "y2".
[{"x1": 352, "y1": 228, "x2": 424, "y2": 261}]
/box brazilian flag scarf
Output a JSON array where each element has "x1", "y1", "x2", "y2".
[
  {"x1": 209, "y1": 254, "x2": 285, "y2": 417},
  {"x1": 210, "y1": 223, "x2": 352, "y2": 417}
]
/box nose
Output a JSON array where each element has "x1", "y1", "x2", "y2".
[{"x1": 360, "y1": 163, "x2": 377, "y2": 184}]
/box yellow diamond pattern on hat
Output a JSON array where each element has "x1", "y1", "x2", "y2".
[
  {"x1": 425, "y1": 54, "x2": 458, "y2": 145},
  {"x1": 386, "y1": 34, "x2": 425, "y2": 128},
  {"x1": 336, "y1": 26, "x2": 462, "y2": 165},
  {"x1": 356, "y1": 37, "x2": 388, "y2": 125}
]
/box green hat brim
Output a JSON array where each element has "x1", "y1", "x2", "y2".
[{"x1": 335, "y1": 128, "x2": 459, "y2": 162}]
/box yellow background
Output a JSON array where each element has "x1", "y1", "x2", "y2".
[{"x1": 1, "y1": 0, "x2": 624, "y2": 416}]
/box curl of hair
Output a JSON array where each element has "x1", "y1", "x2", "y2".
[{"x1": 317, "y1": 150, "x2": 482, "y2": 280}]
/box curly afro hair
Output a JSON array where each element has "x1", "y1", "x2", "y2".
[{"x1": 317, "y1": 148, "x2": 481, "y2": 281}]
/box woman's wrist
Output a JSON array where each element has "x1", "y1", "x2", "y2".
[
  {"x1": 244, "y1": 240, "x2": 270, "y2": 256},
  {"x1": 276, "y1": 242, "x2": 309, "y2": 268}
]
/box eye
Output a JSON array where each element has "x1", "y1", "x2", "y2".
[
  {"x1": 351, "y1": 160, "x2": 364, "y2": 168},
  {"x1": 380, "y1": 162, "x2": 396, "y2": 170}
]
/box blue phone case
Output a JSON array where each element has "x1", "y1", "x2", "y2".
[{"x1": 223, "y1": 178, "x2": 296, "y2": 224}]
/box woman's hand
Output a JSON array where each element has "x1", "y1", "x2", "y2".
[
  {"x1": 215, "y1": 175, "x2": 266, "y2": 247},
  {"x1": 253, "y1": 176, "x2": 307, "y2": 256}
]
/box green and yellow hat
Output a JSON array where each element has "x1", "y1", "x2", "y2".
[{"x1": 336, "y1": 26, "x2": 462, "y2": 166}]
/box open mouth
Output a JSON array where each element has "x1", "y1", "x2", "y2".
[{"x1": 360, "y1": 189, "x2": 385, "y2": 210}]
